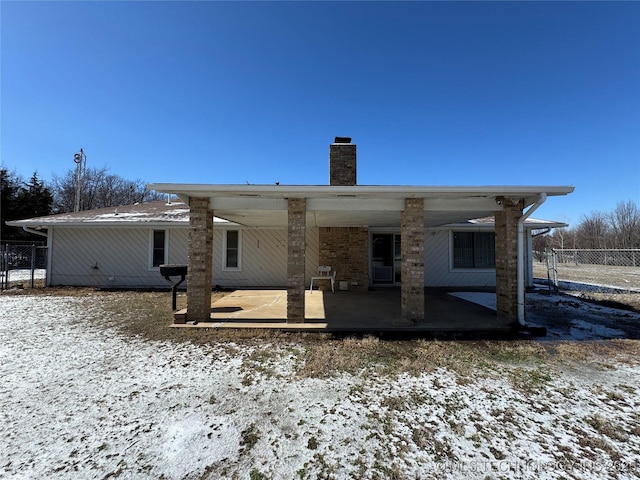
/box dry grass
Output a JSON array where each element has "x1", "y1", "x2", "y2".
[
  {"x1": 533, "y1": 262, "x2": 640, "y2": 291},
  {"x1": 548, "y1": 339, "x2": 640, "y2": 363},
  {"x1": 533, "y1": 262, "x2": 640, "y2": 313},
  {"x1": 4, "y1": 287, "x2": 640, "y2": 379},
  {"x1": 575, "y1": 292, "x2": 640, "y2": 312}
]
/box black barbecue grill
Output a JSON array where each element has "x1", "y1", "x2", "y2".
[{"x1": 159, "y1": 264, "x2": 187, "y2": 310}]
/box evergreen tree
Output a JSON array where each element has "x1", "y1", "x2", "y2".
[
  {"x1": 16, "y1": 172, "x2": 53, "y2": 219},
  {"x1": 1, "y1": 169, "x2": 53, "y2": 242},
  {"x1": 1, "y1": 169, "x2": 23, "y2": 242}
]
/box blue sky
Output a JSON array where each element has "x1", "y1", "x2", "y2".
[{"x1": 2, "y1": 1, "x2": 639, "y2": 224}]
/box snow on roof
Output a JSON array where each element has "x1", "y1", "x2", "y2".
[
  {"x1": 8, "y1": 201, "x2": 190, "y2": 227},
  {"x1": 7, "y1": 201, "x2": 233, "y2": 228}
]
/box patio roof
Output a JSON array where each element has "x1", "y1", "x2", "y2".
[
  {"x1": 8, "y1": 197, "x2": 568, "y2": 231},
  {"x1": 147, "y1": 183, "x2": 574, "y2": 228}
]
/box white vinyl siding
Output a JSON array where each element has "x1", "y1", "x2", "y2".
[
  {"x1": 50, "y1": 227, "x2": 188, "y2": 288},
  {"x1": 212, "y1": 228, "x2": 319, "y2": 288},
  {"x1": 48, "y1": 226, "x2": 318, "y2": 289}
]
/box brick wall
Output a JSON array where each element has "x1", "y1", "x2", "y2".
[
  {"x1": 401, "y1": 198, "x2": 425, "y2": 322},
  {"x1": 186, "y1": 196, "x2": 213, "y2": 323},
  {"x1": 329, "y1": 142, "x2": 357, "y2": 186},
  {"x1": 318, "y1": 227, "x2": 369, "y2": 290},
  {"x1": 287, "y1": 198, "x2": 306, "y2": 323},
  {"x1": 494, "y1": 198, "x2": 523, "y2": 321}
]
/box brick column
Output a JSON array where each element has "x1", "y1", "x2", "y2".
[
  {"x1": 186, "y1": 197, "x2": 213, "y2": 323},
  {"x1": 319, "y1": 227, "x2": 369, "y2": 290},
  {"x1": 494, "y1": 198, "x2": 524, "y2": 321},
  {"x1": 287, "y1": 198, "x2": 306, "y2": 323},
  {"x1": 401, "y1": 198, "x2": 425, "y2": 322}
]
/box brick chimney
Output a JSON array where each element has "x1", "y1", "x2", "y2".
[{"x1": 329, "y1": 136, "x2": 356, "y2": 186}]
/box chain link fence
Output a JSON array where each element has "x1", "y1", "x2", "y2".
[
  {"x1": 0, "y1": 244, "x2": 48, "y2": 289},
  {"x1": 534, "y1": 248, "x2": 640, "y2": 295}
]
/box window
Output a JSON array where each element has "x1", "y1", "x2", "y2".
[
  {"x1": 453, "y1": 232, "x2": 495, "y2": 269},
  {"x1": 223, "y1": 230, "x2": 242, "y2": 270},
  {"x1": 150, "y1": 230, "x2": 167, "y2": 269}
]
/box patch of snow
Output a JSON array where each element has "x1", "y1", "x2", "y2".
[
  {"x1": 450, "y1": 290, "x2": 639, "y2": 341},
  {"x1": 3, "y1": 268, "x2": 46, "y2": 282},
  {"x1": 1, "y1": 294, "x2": 639, "y2": 479}
]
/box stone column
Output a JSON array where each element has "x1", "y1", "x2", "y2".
[
  {"x1": 494, "y1": 197, "x2": 524, "y2": 321},
  {"x1": 186, "y1": 196, "x2": 213, "y2": 323},
  {"x1": 401, "y1": 198, "x2": 425, "y2": 322},
  {"x1": 287, "y1": 198, "x2": 306, "y2": 323}
]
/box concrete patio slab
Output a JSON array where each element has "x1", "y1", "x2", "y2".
[{"x1": 172, "y1": 288, "x2": 516, "y2": 334}]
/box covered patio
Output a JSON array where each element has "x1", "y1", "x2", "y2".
[
  {"x1": 148, "y1": 183, "x2": 573, "y2": 329},
  {"x1": 171, "y1": 288, "x2": 515, "y2": 334},
  {"x1": 149, "y1": 137, "x2": 573, "y2": 331}
]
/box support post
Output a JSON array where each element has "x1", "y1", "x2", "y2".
[
  {"x1": 495, "y1": 198, "x2": 524, "y2": 322},
  {"x1": 186, "y1": 197, "x2": 213, "y2": 324},
  {"x1": 287, "y1": 198, "x2": 306, "y2": 323},
  {"x1": 401, "y1": 198, "x2": 425, "y2": 322}
]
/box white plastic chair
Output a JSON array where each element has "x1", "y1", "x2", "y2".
[{"x1": 310, "y1": 266, "x2": 336, "y2": 294}]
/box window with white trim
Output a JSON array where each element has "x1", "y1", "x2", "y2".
[
  {"x1": 149, "y1": 229, "x2": 168, "y2": 269},
  {"x1": 223, "y1": 229, "x2": 242, "y2": 271},
  {"x1": 452, "y1": 231, "x2": 495, "y2": 269}
]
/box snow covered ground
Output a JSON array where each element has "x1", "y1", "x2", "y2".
[
  {"x1": 1, "y1": 268, "x2": 46, "y2": 282},
  {"x1": 1, "y1": 294, "x2": 639, "y2": 479}
]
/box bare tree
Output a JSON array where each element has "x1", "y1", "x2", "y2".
[
  {"x1": 548, "y1": 226, "x2": 570, "y2": 250},
  {"x1": 609, "y1": 200, "x2": 640, "y2": 248},
  {"x1": 575, "y1": 211, "x2": 610, "y2": 249},
  {"x1": 51, "y1": 167, "x2": 164, "y2": 213}
]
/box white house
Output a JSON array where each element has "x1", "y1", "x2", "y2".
[
  {"x1": 11, "y1": 137, "x2": 573, "y2": 326},
  {"x1": 10, "y1": 201, "x2": 563, "y2": 291}
]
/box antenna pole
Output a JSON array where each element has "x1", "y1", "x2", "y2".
[{"x1": 73, "y1": 148, "x2": 86, "y2": 212}]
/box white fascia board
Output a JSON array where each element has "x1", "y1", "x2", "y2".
[
  {"x1": 434, "y1": 218, "x2": 568, "y2": 231},
  {"x1": 147, "y1": 183, "x2": 575, "y2": 199}
]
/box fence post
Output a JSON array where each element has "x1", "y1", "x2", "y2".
[
  {"x1": 31, "y1": 244, "x2": 37, "y2": 289},
  {"x1": 4, "y1": 244, "x2": 10, "y2": 289},
  {"x1": 0, "y1": 245, "x2": 5, "y2": 290},
  {"x1": 4, "y1": 245, "x2": 9, "y2": 289}
]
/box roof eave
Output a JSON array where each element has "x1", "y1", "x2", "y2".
[{"x1": 147, "y1": 183, "x2": 575, "y2": 198}]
